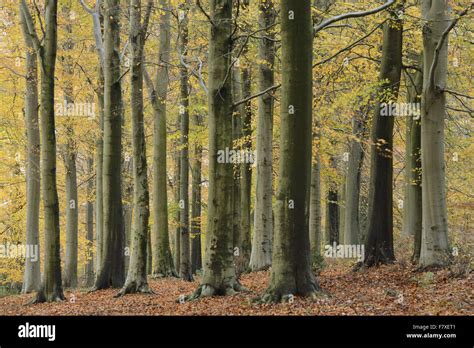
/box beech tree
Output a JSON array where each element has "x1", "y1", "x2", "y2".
[
  {"x1": 418, "y1": 0, "x2": 470, "y2": 267},
  {"x1": 20, "y1": 6, "x2": 41, "y2": 294},
  {"x1": 362, "y1": 6, "x2": 403, "y2": 267},
  {"x1": 20, "y1": 0, "x2": 65, "y2": 303},
  {"x1": 250, "y1": 0, "x2": 276, "y2": 272},
  {"x1": 94, "y1": 0, "x2": 125, "y2": 289},
  {"x1": 117, "y1": 0, "x2": 152, "y2": 296},
  {"x1": 186, "y1": 0, "x2": 243, "y2": 299},
  {"x1": 261, "y1": 0, "x2": 320, "y2": 303},
  {"x1": 146, "y1": 0, "x2": 176, "y2": 278},
  {"x1": 178, "y1": 0, "x2": 193, "y2": 282}
]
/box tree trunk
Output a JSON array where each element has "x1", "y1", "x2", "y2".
[
  {"x1": 250, "y1": 0, "x2": 276, "y2": 271},
  {"x1": 21, "y1": 0, "x2": 65, "y2": 302},
  {"x1": 236, "y1": 0, "x2": 252, "y2": 276},
  {"x1": 344, "y1": 113, "x2": 367, "y2": 245},
  {"x1": 191, "y1": 115, "x2": 203, "y2": 274},
  {"x1": 63, "y1": 142, "x2": 78, "y2": 288},
  {"x1": 187, "y1": 0, "x2": 241, "y2": 299},
  {"x1": 363, "y1": 9, "x2": 403, "y2": 267},
  {"x1": 85, "y1": 157, "x2": 95, "y2": 287},
  {"x1": 326, "y1": 157, "x2": 339, "y2": 245},
  {"x1": 401, "y1": 54, "x2": 423, "y2": 262},
  {"x1": 232, "y1": 66, "x2": 242, "y2": 272},
  {"x1": 118, "y1": 0, "x2": 151, "y2": 295},
  {"x1": 419, "y1": 0, "x2": 450, "y2": 268},
  {"x1": 178, "y1": 1, "x2": 193, "y2": 281},
  {"x1": 149, "y1": 0, "x2": 176, "y2": 278},
  {"x1": 20, "y1": 8, "x2": 41, "y2": 294},
  {"x1": 173, "y1": 140, "x2": 181, "y2": 274},
  {"x1": 262, "y1": 0, "x2": 320, "y2": 303},
  {"x1": 95, "y1": 0, "x2": 125, "y2": 289},
  {"x1": 309, "y1": 151, "x2": 322, "y2": 258},
  {"x1": 61, "y1": 6, "x2": 78, "y2": 289}
]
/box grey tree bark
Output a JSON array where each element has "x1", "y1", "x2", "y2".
[
  {"x1": 309, "y1": 150, "x2": 322, "y2": 258},
  {"x1": 20, "y1": 7, "x2": 41, "y2": 294},
  {"x1": 61, "y1": 7, "x2": 78, "y2": 289},
  {"x1": 344, "y1": 111, "x2": 367, "y2": 245},
  {"x1": 186, "y1": 0, "x2": 243, "y2": 299},
  {"x1": 145, "y1": 0, "x2": 176, "y2": 278},
  {"x1": 250, "y1": 0, "x2": 276, "y2": 271},
  {"x1": 178, "y1": 1, "x2": 193, "y2": 281},
  {"x1": 362, "y1": 8, "x2": 403, "y2": 267},
  {"x1": 21, "y1": 0, "x2": 65, "y2": 303},
  {"x1": 117, "y1": 0, "x2": 152, "y2": 296},
  {"x1": 94, "y1": 0, "x2": 125, "y2": 289},
  {"x1": 237, "y1": 0, "x2": 252, "y2": 275},
  {"x1": 326, "y1": 155, "x2": 339, "y2": 245},
  {"x1": 419, "y1": 0, "x2": 453, "y2": 268},
  {"x1": 63, "y1": 137, "x2": 78, "y2": 289},
  {"x1": 85, "y1": 157, "x2": 95, "y2": 287},
  {"x1": 261, "y1": 0, "x2": 321, "y2": 303},
  {"x1": 191, "y1": 115, "x2": 203, "y2": 274},
  {"x1": 402, "y1": 55, "x2": 423, "y2": 262}
]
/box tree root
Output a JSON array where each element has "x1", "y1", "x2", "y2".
[
  {"x1": 26, "y1": 291, "x2": 65, "y2": 305},
  {"x1": 180, "y1": 280, "x2": 244, "y2": 302},
  {"x1": 151, "y1": 270, "x2": 179, "y2": 279},
  {"x1": 115, "y1": 281, "x2": 154, "y2": 298}
]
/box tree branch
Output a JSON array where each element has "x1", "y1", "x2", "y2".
[
  {"x1": 314, "y1": 0, "x2": 396, "y2": 34},
  {"x1": 428, "y1": 4, "x2": 473, "y2": 90},
  {"x1": 233, "y1": 83, "x2": 281, "y2": 108}
]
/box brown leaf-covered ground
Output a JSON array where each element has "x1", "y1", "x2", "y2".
[{"x1": 0, "y1": 260, "x2": 471, "y2": 316}]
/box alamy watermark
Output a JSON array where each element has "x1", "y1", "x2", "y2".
[
  {"x1": 217, "y1": 147, "x2": 256, "y2": 165},
  {"x1": 380, "y1": 102, "x2": 421, "y2": 119},
  {"x1": 0, "y1": 243, "x2": 39, "y2": 262},
  {"x1": 56, "y1": 99, "x2": 96, "y2": 119},
  {"x1": 324, "y1": 242, "x2": 365, "y2": 262}
]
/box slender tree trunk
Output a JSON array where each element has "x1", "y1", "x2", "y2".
[
  {"x1": 95, "y1": 0, "x2": 125, "y2": 289},
  {"x1": 326, "y1": 157, "x2": 339, "y2": 245},
  {"x1": 94, "y1": 11, "x2": 105, "y2": 279},
  {"x1": 118, "y1": 0, "x2": 151, "y2": 295},
  {"x1": 61, "y1": 7, "x2": 78, "y2": 289},
  {"x1": 178, "y1": 1, "x2": 193, "y2": 281},
  {"x1": 187, "y1": 0, "x2": 242, "y2": 299},
  {"x1": 236, "y1": 0, "x2": 252, "y2": 275},
  {"x1": 63, "y1": 142, "x2": 78, "y2": 288},
  {"x1": 85, "y1": 157, "x2": 95, "y2": 287},
  {"x1": 344, "y1": 113, "x2": 367, "y2": 245},
  {"x1": 262, "y1": 0, "x2": 320, "y2": 303},
  {"x1": 148, "y1": 0, "x2": 176, "y2": 277},
  {"x1": 338, "y1": 170, "x2": 346, "y2": 245},
  {"x1": 309, "y1": 151, "x2": 322, "y2": 258},
  {"x1": 20, "y1": 8, "x2": 41, "y2": 294},
  {"x1": 402, "y1": 54, "x2": 423, "y2": 262},
  {"x1": 250, "y1": 0, "x2": 276, "y2": 271},
  {"x1": 191, "y1": 115, "x2": 203, "y2": 274},
  {"x1": 232, "y1": 66, "x2": 242, "y2": 271},
  {"x1": 21, "y1": 0, "x2": 65, "y2": 303},
  {"x1": 419, "y1": 0, "x2": 450, "y2": 268},
  {"x1": 173, "y1": 140, "x2": 181, "y2": 274},
  {"x1": 363, "y1": 8, "x2": 403, "y2": 267}
]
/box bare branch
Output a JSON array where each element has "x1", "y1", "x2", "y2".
[
  {"x1": 233, "y1": 84, "x2": 281, "y2": 108},
  {"x1": 314, "y1": 0, "x2": 396, "y2": 34}
]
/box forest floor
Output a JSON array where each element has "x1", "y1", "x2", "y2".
[{"x1": 0, "y1": 259, "x2": 471, "y2": 316}]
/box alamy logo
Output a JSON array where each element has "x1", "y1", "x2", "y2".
[
  {"x1": 0, "y1": 243, "x2": 38, "y2": 262},
  {"x1": 56, "y1": 99, "x2": 96, "y2": 119},
  {"x1": 380, "y1": 102, "x2": 421, "y2": 119},
  {"x1": 18, "y1": 322, "x2": 56, "y2": 341},
  {"x1": 217, "y1": 147, "x2": 256, "y2": 164},
  {"x1": 324, "y1": 243, "x2": 365, "y2": 261}
]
